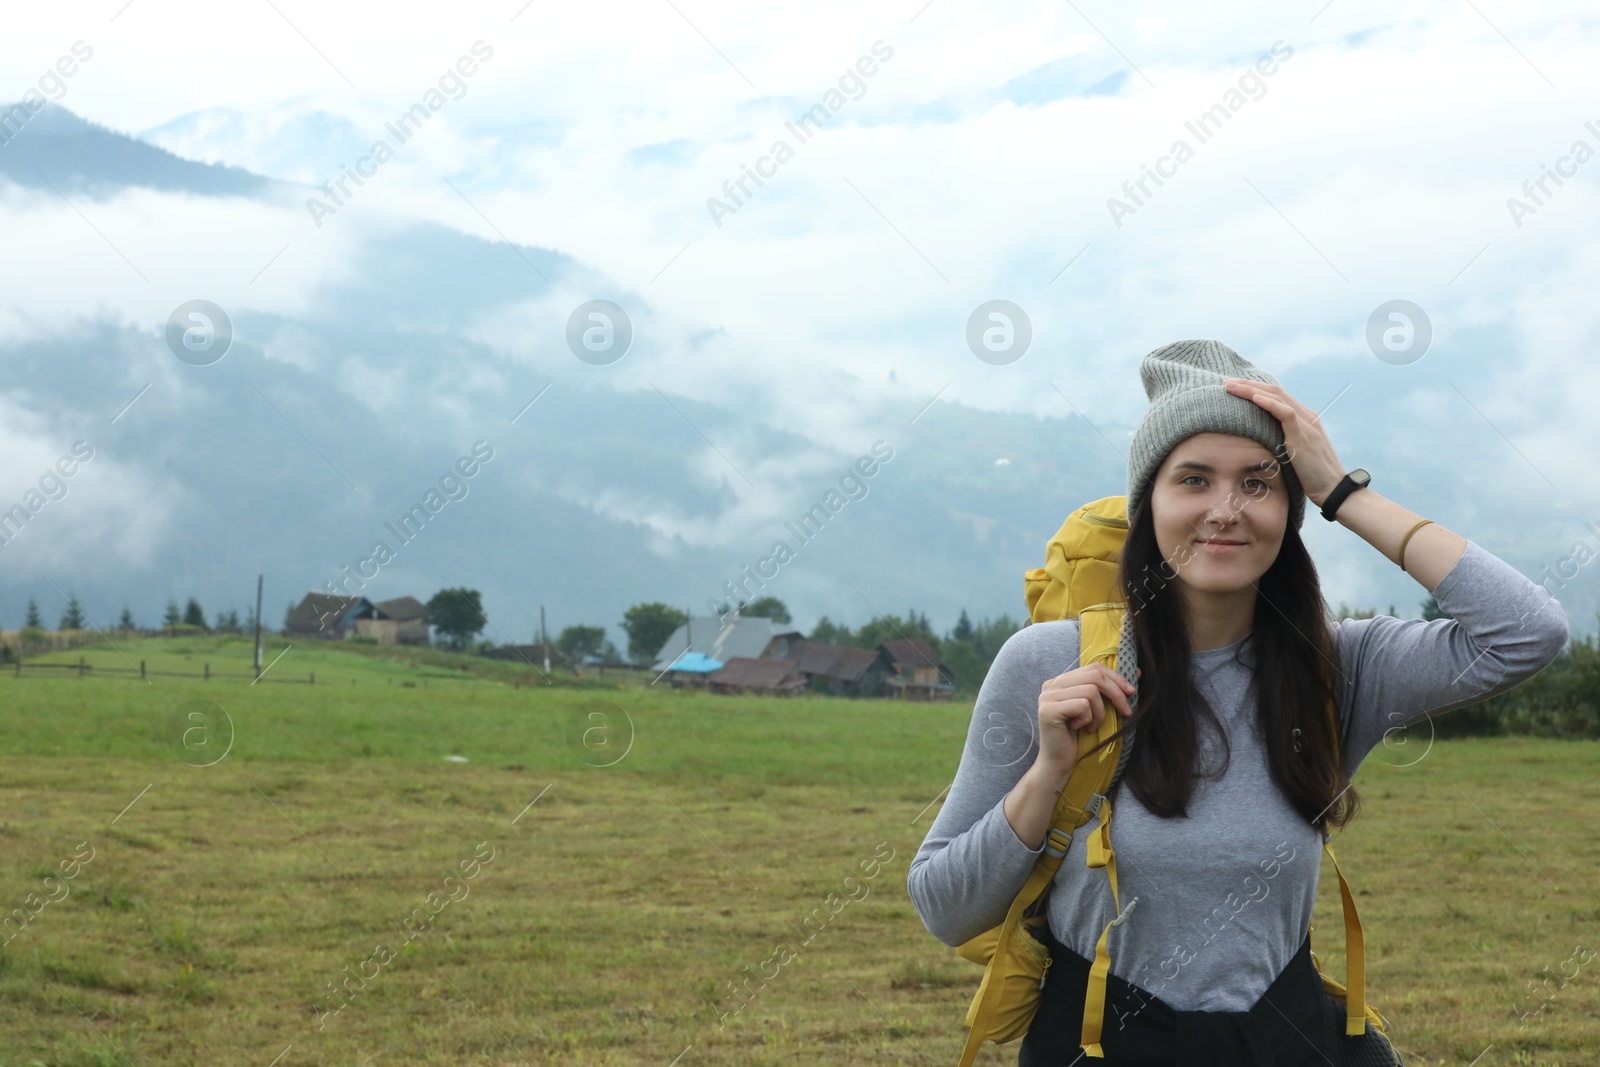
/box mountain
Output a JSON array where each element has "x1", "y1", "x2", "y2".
[
  {"x1": 0, "y1": 105, "x2": 1591, "y2": 650},
  {"x1": 0, "y1": 102, "x2": 276, "y2": 198}
]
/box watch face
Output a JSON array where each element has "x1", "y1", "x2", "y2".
[{"x1": 1351, "y1": 468, "x2": 1371, "y2": 486}]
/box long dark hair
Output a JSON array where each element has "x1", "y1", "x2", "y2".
[{"x1": 1076, "y1": 491, "x2": 1360, "y2": 837}]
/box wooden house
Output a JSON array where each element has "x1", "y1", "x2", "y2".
[
  {"x1": 878, "y1": 637, "x2": 956, "y2": 701},
  {"x1": 284, "y1": 594, "x2": 372, "y2": 639},
  {"x1": 792, "y1": 640, "x2": 889, "y2": 697},
  {"x1": 357, "y1": 596, "x2": 429, "y2": 646},
  {"x1": 650, "y1": 616, "x2": 805, "y2": 672},
  {"x1": 705, "y1": 656, "x2": 806, "y2": 696}
]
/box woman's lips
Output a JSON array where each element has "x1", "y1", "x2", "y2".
[{"x1": 1197, "y1": 540, "x2": 1247, "y2": 552}]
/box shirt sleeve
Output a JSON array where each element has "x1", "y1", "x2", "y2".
[
  {"x1": 906, "y1": 621, "x2": 1075, "y2": 948},
  {"x1": 1336, "y1": 539, "x2": 1570, "y2": 772}
]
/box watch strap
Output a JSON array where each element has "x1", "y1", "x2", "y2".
[{"x1": 1320, "y1": 471, "x2": 1367, "y2": 521}]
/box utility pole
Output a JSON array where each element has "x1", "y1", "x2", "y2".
[
  {"x1": 540, "y1": 604, "x2": 550, "y2": 675},
  {"x1": 253, "y1": 573, "x2": 264, "y2": 679}
]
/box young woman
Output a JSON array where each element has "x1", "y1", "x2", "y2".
[{"x1": 908, "y1": 339, "x2": 1570, "y2": 1065}]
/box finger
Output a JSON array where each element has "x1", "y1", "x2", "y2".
[
  {"x1": 1061, "y1": 687, "x2": 1103, "y2": 728},
  {"x1": 1248, "y1": 381, "x2": 1318, "y2": 423},
  {"x1": 1043, "y1": 669, "x2": 1084, "y2": 692},
  {"x1": 1042, "y1": 691, "x2": 1096, "y2": 725},
  {"x1": 1101, "y1": 662, "x2": 1136, "y2": 694},
  {"x1": 1227, "y1": 379, "x2": 1308, "y2": 420},
  {"x1": 1093, "y1": 669, "x2": 1133, "y2": 718}
]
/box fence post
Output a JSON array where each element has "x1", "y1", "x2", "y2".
[
  {"x1": 140, "y1": 660, "x2": 146, "y2": 680},
  {"x1": 204, "y1": 662, "x2": 210, "y2": 681},
  {"x1": 310, "y1": 671, "x2": 315, "y2": 686},
  {"x1": 78, "y1": 656, "x2": 85, "y2": 678}
]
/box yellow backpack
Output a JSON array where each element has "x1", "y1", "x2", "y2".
[{"x1": 951, "y1": 495, "x2": 1393, "y2": 1064}]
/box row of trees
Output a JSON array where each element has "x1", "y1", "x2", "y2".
[{"x1": 14, "y1": 596, "x2": 258, "y2": 638}]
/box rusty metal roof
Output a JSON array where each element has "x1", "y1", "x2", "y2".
[{"x1": 793, "y1": 641, "x2": 880, "y2": 682}]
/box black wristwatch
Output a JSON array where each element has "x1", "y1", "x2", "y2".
[{"x1": 1320, "y1": 469, "x2": 1371, "y2": 521}]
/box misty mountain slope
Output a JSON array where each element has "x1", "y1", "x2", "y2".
[{"x1": 0, "y1": 102, "x2": 276, "y2": 199}]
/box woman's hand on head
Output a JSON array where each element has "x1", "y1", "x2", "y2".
[
  {"x1": 1222, "y1": 378, "x2": 1346, "y2": 506},
  {"x1": 1034, "y1": 662, "x2": 1136, "y2": 785}
]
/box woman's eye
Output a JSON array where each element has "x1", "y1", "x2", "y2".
[
  {"x1": 1181, "y1": 475, "x2": 1204, "y2": 486},
  {"x1": 1245, "y1": 478, "x2": 1269, "y2": 492}
]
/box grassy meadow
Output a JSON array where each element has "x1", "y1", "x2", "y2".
[{"x1": 1, "y1": 635, "x2": 1597, "y2": 1065}]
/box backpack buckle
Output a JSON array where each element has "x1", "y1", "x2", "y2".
[
  {"x1": 1110, "y1": 896, "x2": 1140, "y2": 927},
  {"x1": 1044, "y1": 827, "x2": 1073, "y2": 858},
  {"x1": 1083, "y1": 792, "x2": 1105, "y2": 818}
]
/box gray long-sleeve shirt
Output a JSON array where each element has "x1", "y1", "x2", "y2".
[{"x1": 908, "y1": 540, "x2": 1569, "y2": 1011}]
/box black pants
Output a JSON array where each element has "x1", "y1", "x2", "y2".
[{"x1": 1018, "y1": 922, "x2": 1344, "y2": 1067}]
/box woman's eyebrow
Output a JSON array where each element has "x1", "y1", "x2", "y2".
[{"x1": 1172, "y1": 460, "x2": 1278, "y2": 474}]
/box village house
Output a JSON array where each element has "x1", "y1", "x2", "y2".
[
  {"x1": 358, "y1": 596, "x2": 430, "y2": 646},
  {"x1": 284, "y1": 593, "x2": 370, "y2": 640},
  {"x1": 649, "y1": 617, "x2": 956, "y2": 701},
  {"x1": 791, "y1": 639, "x2": 889, "y2": 697},
  {"x1": 658, "y1": 650, "x2": 723, "y2": 689},
  {"x1": 649, "y1": 615, "x2": 805, "y2": 673},
  {"x1": 705, "y1": 656, "x2": 807, "y2": 696},
  {"x1": 878, "y1": 638, "x2": 956, "y2": 701},
  {"x1": 284, "y1": 592, "x2": 431, "y2": 645}
]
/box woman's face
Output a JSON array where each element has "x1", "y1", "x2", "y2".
[{"x1": 1149, "y1": 432, "x2": 1289, "y2": 597}]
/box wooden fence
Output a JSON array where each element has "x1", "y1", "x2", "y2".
[
  {"x1": 10, "y1": 658, "x2": 316, "y2": 684},
  {"x1": 9, "y1": 657, "x2": 664, "y2": 688}
]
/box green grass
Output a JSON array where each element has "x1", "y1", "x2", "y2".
[
  {"x1": 14, "y1": 632, "x2": 615, "y2": 688},
  {"x1": 1, "y1": 650, "x2": 1597, "y2": 1065}
]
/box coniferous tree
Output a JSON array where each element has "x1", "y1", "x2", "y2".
[
  {"x1": 183, "y1": 598, "x2": 208, "y2": 629},
  {"x1": 808, "y1": 616, "x2": 853, "y2": 645},
  {"x1": 164, "y1": 600, "x2": 182, "y2": 627},
  {"x1": 58, "y1": 596, "x2": 85, "y2": 630},
  {"x1": 24, "y1": 599, "x2": 42, "y2": 628},
  {"x1": 952, "y1": 608, "x2": 975, "y2": 643},
  {"x1": 118, "y1": 606, "x2": 136, "y2": 630}
]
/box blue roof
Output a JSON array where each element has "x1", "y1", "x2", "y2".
[{"x1": 667, "y1": 651, "x2": 723, "y2": 673}]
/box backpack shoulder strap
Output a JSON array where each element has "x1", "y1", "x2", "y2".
[{"x1": 1074, "y1": 602, "x2": 1138, "y2": 1057}]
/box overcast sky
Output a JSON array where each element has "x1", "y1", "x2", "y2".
[{"x1": 3, "y1": 1, "x2": 1598, "y2": 635}]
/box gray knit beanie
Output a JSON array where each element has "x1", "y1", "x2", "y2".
[{"x1": 1126, "y1": 339, "x2": 1306, "y2": 530}]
